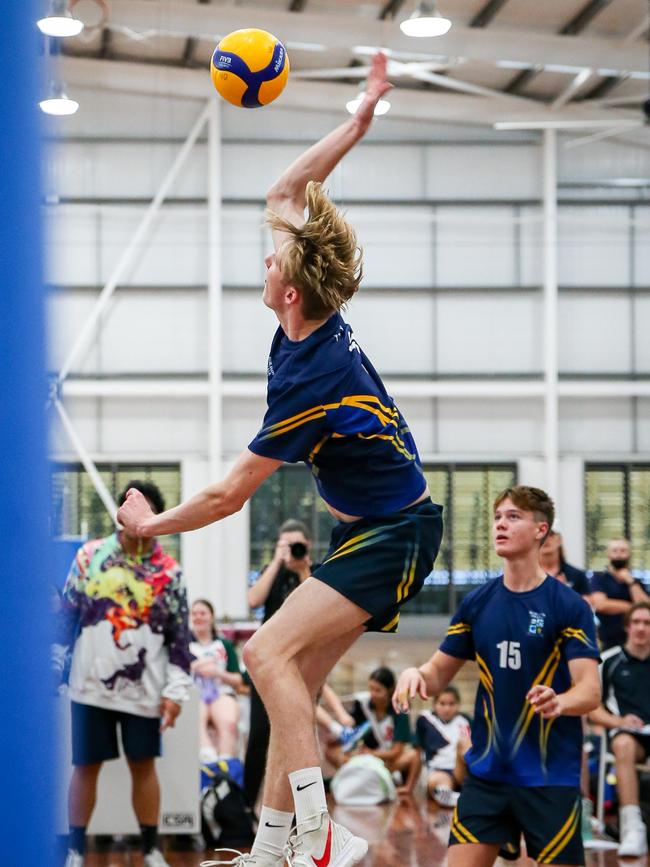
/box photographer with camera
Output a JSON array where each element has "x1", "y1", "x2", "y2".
[{"x1": 244, "y1": 520, "x2": 314, "y2": 809}]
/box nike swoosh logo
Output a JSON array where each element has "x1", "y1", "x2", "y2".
[
  {"x1": 265, "y1": 822, "x2": 286, "y2": 828},
  {"x1": 296, "y1": 781, "x2": 318, "y2": 791},
  {"x1": 312, "y1": 820, "x2": 332, "y2": 867}
]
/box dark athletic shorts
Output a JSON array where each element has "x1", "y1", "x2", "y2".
[
  {"x1": 71, "y1": 701, "x2": 162, "y2": 766},
  {"x1": 449, "y1": 773, "x2": 584, "y2": 866},
  {"x1": 313, "y1": 497, "x2": 443, "y2": 632}
]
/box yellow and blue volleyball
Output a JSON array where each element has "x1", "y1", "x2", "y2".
[{"x1": 210, "y1": 28, "x2": 290, "y2": 108}]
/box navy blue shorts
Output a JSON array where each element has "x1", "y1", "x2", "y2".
[
  {"x1": 450, "y1": 773, "x2": 584, "y2": 866},
  {"x1": 313, "y1": 497, "x2": 443, "y2": 632},
  {"x1": 71, "y1": 701, "x2": 161, "y2": 766}
]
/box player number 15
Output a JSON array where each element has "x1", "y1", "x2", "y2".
[{"x1": 496, "y1": 640, "x2": 521, "y2": 670}]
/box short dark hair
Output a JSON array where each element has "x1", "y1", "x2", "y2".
[
  {"x1": 278, "y1": 518, "x2": 311, "y2": 540},
  {"x1": 369, "y1": 666, "x2": 396, "y2": 693},
  {"x1": 625, "y1": 601, "x2": 650, "y2": 627},
  {"x1": 118, "y1": 480, "x2": 165, "y2": 514},
  {"x1": 438, "y1": 685, "x2": 461, "y2": 703},
  {"x1": 494, "y1": 485, "x2": 555, "y2": 536}
]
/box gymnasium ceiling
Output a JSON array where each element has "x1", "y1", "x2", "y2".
[{"x1": 60, "y1": 0, "x2": 649, "y2": 132}]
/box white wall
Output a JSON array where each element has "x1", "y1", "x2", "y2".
[{"x1": 46, "y1": 91, "x2": 650, "y2": 611}]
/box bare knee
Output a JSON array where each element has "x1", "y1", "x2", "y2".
[
  {"x1": 73, "y1": 762, "x2": 102, "y2": 781},
  {"x1": 613, "y1": 734, "x2": 638, "y2": 764},
  {"x1": 127, "y1": 757, "x2": 156, "y2": 779}
]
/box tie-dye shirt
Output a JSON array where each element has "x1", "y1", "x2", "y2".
[{"x1": 54, "y1": 533, "x2": 193, "y2": 718}]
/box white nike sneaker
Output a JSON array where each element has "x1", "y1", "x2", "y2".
[
  {"x1": 201, "y1": 849, "x2": 284, "y2": 866},
  {"x1": 63, "y1": 851, "x2": 84, "y2": 867},
  {"x1": 144, "y1": 849, "x2": 171, "y2": 867},
  {"x1": 618, "y1": 822, "x2": 648, "y2": 857},
  {"x1": 286, "y1": 813, "x2": 368, "y2": 867}
]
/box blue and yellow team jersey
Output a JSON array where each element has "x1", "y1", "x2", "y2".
[
  {"x1": 440, "y1": 576, "x2": 600, "y2": 788},
  {"x1": 248, "y1": 312, "x2": 426, "y2": 516}
]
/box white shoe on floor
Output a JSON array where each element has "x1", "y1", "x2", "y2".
[
  {"x1": 144, "y1": 849, "x2": 171, "y2": 867},
  {"x1": 286, "y1": 813, "x2": 368, "y2": 867},
  {"x1": 201, "y1": 850, "x2": 284, "y2": 866},
  {"x1": 618, "y1": 822, "x2": 648, "y2": 857},
  {"x1": 63, "y1": 851, "x2": 84, "y2": 867},
  {"x1": 432, "y1": 786, "x2": 460, "y2": 808}
]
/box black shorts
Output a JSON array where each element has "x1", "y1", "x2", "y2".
[
  {"x1": 313, "y1": 497, "x2": 443, "y2": 633},
  {"x1": 610, "y1": 730, "x2": 650, "y2": 760},
  {"x1": 450, "y1": 773, "x2": 584, "y2": 866},
  {"x1": 71, "y1": 701, "x2": 162, "y2": 766}
]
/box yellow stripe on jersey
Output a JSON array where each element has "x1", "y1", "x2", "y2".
[
  {"x1": 537, "y1": 799, "x2": 580, "y2": 863},
  {"x1": 476, "y1": 696, "x2": 495, "y2": 762},
  {"x1": 258, "y1": 393, "x2": 406, "y2": 444},
  {"x1": 446, "y1": 622, "x2": 471, "y2": 636},
  {"x1": 509, "y1": 639, "x2": 562, "y2": 758},
  {"x1": 561, "y1": 627, "x2": 594, "y2": 648},
  {"x1": 539, "y1": 716, "x2": 556, "y2": 777},
  {"x1": 476, "y1": 653, "x2": 494, "y2": 689}
]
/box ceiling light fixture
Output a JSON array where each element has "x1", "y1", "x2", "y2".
[
  {"x1": 39, "y1": 81, "x2": 79, "y2": 115},
  {"x1": 37, "y1": 0, "x2": 84, "y2": 37},
  {"x1": 346, "y1": 91, "x2": 391, "y2": 116},
  {"x1": 400, "y1": 1, "x2": 452, "y2": 38}
]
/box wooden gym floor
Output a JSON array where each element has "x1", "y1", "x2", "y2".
[{"x1": 78, "y1": 799, "x2": 632, "y2": 866}]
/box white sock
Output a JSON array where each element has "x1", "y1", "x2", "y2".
[
  {"x1": 199, "y1": 745, "x2": 218, "y2": 764},
  {"x1": 251, "y1": 806, "x2": 294, "y2": 859},
  {"x1": 329, "y1": 720, "x2": 344, "y2": 738},
  {"x1": 621, "y1": 804, "x2": 643, "y2": 826},
  {"x1": 288, "y1": 767, "x2": 328, "y2": 831}
]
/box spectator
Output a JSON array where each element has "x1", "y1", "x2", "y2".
[
  {"x1": 190, "y1": 599, "x2": 243, "y2": 765},
  {"x1": 326, "y1": 667, "x2": 420, "y2": 797},
  {"x1": 53, "y1": 481, "x2": 193, "y2": 867},
  {"x1": 244, "y1": 519, "x2": 313, "y2": 808},
  {"x1": 591, "y1": 539, "x2": 650, "y2": 649},
  {"x1": 540, "y1": 529, "x2": 591, "y2": 599},
  {"x1": 415, "y1": 685, "x2": 471, "y2": 807},
  {"x1": 589, "y1": 601, "x2": 650, "y2": 857}
]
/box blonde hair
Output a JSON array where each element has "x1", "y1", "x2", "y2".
[{"x1": 266, "y1": 181, "x2": 362, "y2": 319}]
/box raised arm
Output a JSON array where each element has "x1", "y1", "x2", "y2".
[
  {"x1": 266, "y1": 52, "x2": 392, "y2": 247},
  {"x1": 117, "y1": 448, "x2": 282, "y2": 538}
]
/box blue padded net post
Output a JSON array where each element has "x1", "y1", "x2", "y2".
[{"x1": 0, "y1": 2, "x2": 54, "y2": 863}]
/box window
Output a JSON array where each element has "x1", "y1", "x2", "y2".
[
  {"x1": 51, "y1": 462, "x2": 182, "y2": 562},
  {"x1": 405, "y1": 464, "x2": 516, "y2": 615},
  {"x1": 585, "y1": 464, "x2": 650, "y2": 582},
  {"x1": 249, "y1": 463, "x2": 516, "y2": 614},
  {"x1": 249, "y1": 466, "x2": 336, "y2": 572}
]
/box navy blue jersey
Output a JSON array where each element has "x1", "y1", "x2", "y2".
[
  {"x1": 440, "y1": 576, "x2": 600, "y2": 787},
  {"x1": 248, "y1": 313, "x2": 426, "y2": 516},
  {"x1": 591, "y1": 570, "x2": 643, "y2": 649},
  {"x1": 560, "y1": 562, "x2": 590, "y2": 597}
]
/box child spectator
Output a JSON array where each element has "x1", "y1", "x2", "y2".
[{"x1": 415, "y1": 685, "x2": 471, "y2": 807}]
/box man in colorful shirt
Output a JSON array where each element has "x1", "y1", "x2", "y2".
[
  {"x1": 54, "y1": 480, "x2": 193, "y2": 867},
  {"x1": 394, "y1": 486, "x2": 601, "y2": 867}
]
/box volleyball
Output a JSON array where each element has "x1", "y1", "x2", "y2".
[{"x1": 210, "y1": 28, "x2": 290, "y2": 108}]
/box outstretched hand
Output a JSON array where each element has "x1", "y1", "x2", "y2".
[
  {"x1": 116, "y1": 488, "x2": 154, "y2": 538},
  {"x1": 355, "y1": 52, "x2": 393, "y2": 128},
  {"x1": 393, "y1": 666, "x2": 429, "y2": 714}
]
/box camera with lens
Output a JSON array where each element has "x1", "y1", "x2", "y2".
[{"x1": 290, "y1": 541, "x2": 308, "y2": 559}]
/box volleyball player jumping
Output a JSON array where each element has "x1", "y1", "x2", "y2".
[{"x1": 118, "y1": 53, "x2": 442, "y2": 867}]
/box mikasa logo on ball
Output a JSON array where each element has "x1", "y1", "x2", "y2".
[{"x1": 274, "y1": 46, "x2": 285, "y2": 74}]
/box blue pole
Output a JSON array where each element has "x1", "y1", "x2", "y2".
[{"x1": 0, "y1": 2, "x2": 53, "y2": 865}]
